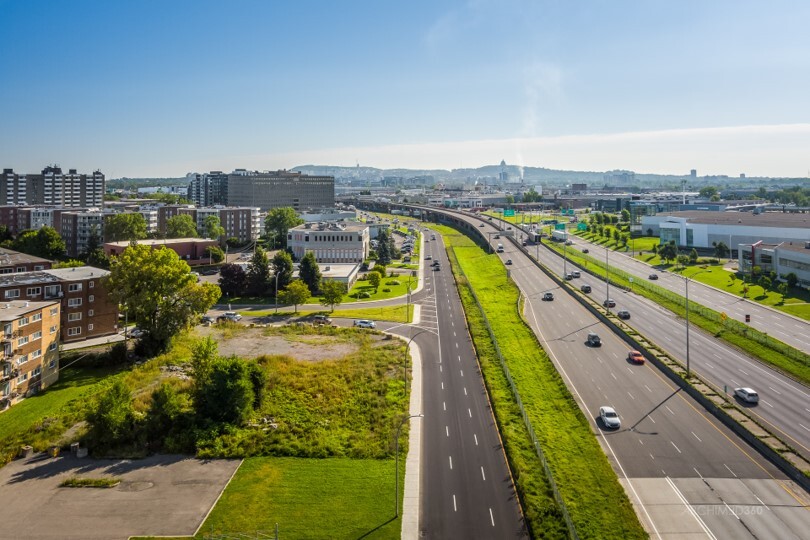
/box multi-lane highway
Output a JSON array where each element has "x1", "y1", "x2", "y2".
[
  {"x1": 423, "y1": 209, "x2": 809, "y2": 539},
  {"x1": 394, "y1": 230, "x2": 528, "y2": 538}
]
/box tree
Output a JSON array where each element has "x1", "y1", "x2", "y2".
[
  {"x1": 658, "y1": 240, "x2": 678, "y2": 263},
  {"x1": 777, "y1": 282, "x2": 788, "y2": 300},
  {"x1": 218, "y1": 263, "x2": 247, "y2": 297},
  {"x1": 103, "y1": 244, "x2": 220, "y2": 352},
  {"x1": 646, "y1": 228, "x2": 653, "y2": 237},
  {"x1": 204, "y1": 215, "x2": 226, "y2": 244},
  {"x1": 279, "y1": 280, "x2": 310, "y2": 313},
  {"x1": 689, "y1": 248, "x2": 699, "y2": 264},
  {"x1": 204, "y1": 245, "x2": 225, "y2": 263},
  {"x1": 523, "y1": 187, "x2": 540, "y2": 202},
  {"x1": 246, "y1": 247, "x2": 272, "y2": 297},
  {"x1": 272, "y1": 250, "x2": 294, "y2": 291},
  {"x1": 87, "y1": 380, "x2": 136, "y2": 450},
  {"x1": 368, "y1": 272, "x2": 381, "y2": 291},
  {"x1": 194, "y1": 356, "x2": 260, "y2": 426},
  {"x1": 376, "y1": 229, "x2": 395, "y2": 265},
  {"x1": 320, "y1": 279, "x2": 346, "y2": 311},
  {"x1": 81, "y1": 225, "x2": 109, "y2": 268},
  {"x1": 146, "y1": 382, "x2": 191, "y2": 450},
  {"x1": 166, "y1": 215, "x2": 198, "y2": 238},
  {"x1": 620, "y1": 209, "x2": 631, "y2": 223},
  {"x1": 699, "y1": 186, "x2": 719, "y2": 199},
  {"x1": 12, "y1": 227, "x2": 66, "y2": 259},
  {"x1": 676, "y1": 254, "x2": 690, "y2": 268},
  {"x1": 785, "y1": 272, "x2": 798, "y2": 288},
  {"x1": 264, "y1": 207, "x2": 303, "y2": 249},
  {"x1": 0, "y1": 225, "x2": 12, "y2": 243},
  {"x1": 505, "y1": 195, "x2": 515, "y2": 205},
  {"x1": 299, "y1": 252, "x2": 322, "y2": 294},
  {"x1": 104, "y1": 213, "x2": 148, "y2": 243},
  {"x1": 759, "y1": 276, "x2": 772, "y2": 291},
  {"x1": 52, "y1": 259, "x2": 85, "y2": 268},
  {"x1": 713, "y1": 241, "x2": 730, "y2": 259}
]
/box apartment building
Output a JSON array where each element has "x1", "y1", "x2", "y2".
[
  {"x1": 0, "y1": 300, "x2": 60, "y2": 410},
  {"x1": 0, "y1": 248, "x2": 51, "y2": 274},
  {"x1": 0, "y1": 266, "x2": 117, "y2": 344},
  {"x1": 104, "y1": 238, "x2": 217, "y2": 265},
  {"x1": 188, "y1": 169, "x2": 335, "y2": 211},
  {"x1": 1, "y1": 167, "x2": 105, "y2": 207},
  {"x1": 154, "y1": 205, "x2": 260, "y2": 242},
  {"x1": 58, "y1": 209, "x2": 105, "y2": 257},
  {"x1": 288, "y1": 222, "x2": 369, "y2": 263}
]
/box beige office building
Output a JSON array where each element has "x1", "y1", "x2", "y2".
[{"x1": 288, "y1": 222, "x2": 369, "y2": 263}]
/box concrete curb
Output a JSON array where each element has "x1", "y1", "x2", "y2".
[{"x1": 400, "y1": 339, "x2": 424, "y2": 539}]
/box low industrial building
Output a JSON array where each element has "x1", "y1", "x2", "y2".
[
  {"x1": 104, "y1": 238, "x2": 218, "y2": 266},
  {"x1": 307, "y1": 263, "x2": 362, "y2": 288},
  {"x1": 739, "y1": 241, "x2": 810, "y2": 289},
  {"x1": 287, "y1": 222, "x2": 370, "y2": 264},
  {"x1": 0, "y1": 300, "x2": 61, "y2": 409}
]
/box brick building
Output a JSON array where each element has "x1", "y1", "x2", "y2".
[
  {"x1": 0, "y1": 300, "x2": 61, "y2": 410},
  {"x1": 0, "y1": 266, "x2": 117, "y2": 344},
  {"x1": 104, "y1": 238, "x2": 218, "y2": 266},
  {"x1": 0, "y1": 248, "x2": 51, "y2": 274}
]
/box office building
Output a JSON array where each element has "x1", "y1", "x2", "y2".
[
  {"x1": 287, "y1": 222, "x2": 369, "y2": 263},
  {"x1": 739, "y1": 241, "x2": 810, "y2": 290},
  {"x1": 0, "y1": 300, "x2": 61, "y2": 409},
  {"x1": 1, "y1": 167, "x2": 105, "y2": 207}
]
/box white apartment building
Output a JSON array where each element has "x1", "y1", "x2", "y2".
[{"x1": 288, "y1": 222, "x2": 369, "y2": 263}]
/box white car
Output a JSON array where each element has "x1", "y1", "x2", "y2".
[
  {"x1": 599, "y1": 406, "x2": 621, "y2": 429},
  {"x1": 354, "y1": 319, "x2": 376, "y2": 329},
  {"x1": 734, "y1": 387, "x2": 759, "y2": 404}
]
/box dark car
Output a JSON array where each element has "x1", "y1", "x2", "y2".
[
  {"x1": 200, "y1": 315, "x2": 215, "y2": 324},
  {"x1": 542, "y1": 292, "x2": 554, "y2": 301},
  {"x1": 580, "y1": 284, "x2": 591, "y2": 293},
  {"x1": 617, "y1": 309, "x2": 630, "y2": 320},
  {"x1": 479, "y1": 223, "x2": 485, "y2": 227},
  {"x1": 582, "y1": 248, "x2": 589, "y2": 254},
  {"x1": 506, "y1": 259, "x2": 513, "y2": 265},
  {"x1": 648, "y1": 273, "x2": 659, "y2": 280},
  {"x1": 603, "y1": 299, "x2": 616, "y2": 308},
  {"x1": 587, "y1": 332, "x2": 602, "y2": 347}
]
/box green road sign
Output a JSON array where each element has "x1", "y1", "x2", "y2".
[
  {"x1": 504, "y1": 209, "x2": 515, "y2": 217},
  {"x1": 577, "y1": 222, "x2": 588, "y2": 231},
  {"x1": 555, "y1": 223, "x2": 566, "y2": 230}
]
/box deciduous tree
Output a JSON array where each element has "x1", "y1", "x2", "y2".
[
  {"x1": 246, "y1": 247, "x2": 272, "y2": 297},
  {"x1": 204, "y1": 215, "x2": 225, "y2": 244},
  {"x1": 12, "y1": 226, "x2": 66, "y2": 259},
  {"x1": 320, "y1": 279, "x2": 346, "y2": 311},
  {"x1": 264, "y1": 207, "x2": 303, "y2": 249},
  {"x1": 166, "y1": 215, "x2": 198, "y2": 238},
  {"x1": 218, "y1": 263, "x2": 247, "y2": 297},
  {"x1": 272, "y1": 250, "x2": 294, "y2": 291},
  {"x1": 279, "y1": 280, "x2": 310, "y2": 313},
  {"x1": 104, "y1": 213, "x2": 148, "y2": 242},
  {"x1": 368, "y1": 272, "x2": 381, "y2": 291}
]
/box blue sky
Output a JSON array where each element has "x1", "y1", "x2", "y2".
[{"x1": 1, "y1": 0, "x2": 809, "y2": 178}]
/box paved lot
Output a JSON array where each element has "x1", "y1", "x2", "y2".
[{"x1": 0, "y1": 453, "x2": 241, "y2": 540}]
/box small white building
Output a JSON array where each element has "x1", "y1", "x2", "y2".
[
  {"x1": 288, "y1": 222, "x2": 370, "y2": 264},
  {"x1": 739, "y1": 241, "x2": 810, "y2": 289}
]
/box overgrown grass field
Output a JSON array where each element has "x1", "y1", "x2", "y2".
[{"x1": 433, "y1": 224, "x2": 646, "y2": 540}]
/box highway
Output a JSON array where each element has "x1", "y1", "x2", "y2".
[
  {"x1": 424, "y1": 209, "x2": 810, "y2": 539},
  {"x1": 394, "y1": 230, "x2": 528, "y2": 538}
]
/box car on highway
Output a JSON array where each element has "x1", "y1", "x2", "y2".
[
  {"x1": 479, "y1": 223, "x2": 485, "y2": 227},
  {"x1": 565, "y1": 240, "x2": 573, "y2": 245},
  {"x1": 603, "y1": 298, "x2": 616, "y2": 308},
  {"x1": 425, "y1": 254, "x2": 432, "y2": 260},
  {"x1": 586, "y1": 332, "x2": 602, "y2": 347},
  {"x1": 506, "y1": 259, "x2": 512, "y2": 265},
  {"x1": 580, "y1": 284, "x2": 591, "y2": 293},
  {"x1": 431, "y1": 260, "x2": 440, "y2": 267},
  {"x1": 507, "y1": 226, "x2": 512, "y2": 230},
  {"x1": 354, "y1": 319, "x2": 376, "y2": 329},
  {"x1": 433, "y1": 264, "x2": 441, "y2": 271},
  {"x1": 522, "y1": 240, "x2": 527, "y2": 246},
  {"x1": 617, "y1": 309, "x2": 631, "y2": 320},
  {"x1": 627, "y1": 350, "x2": 645, "y2": 364},
  {"x1": 734, "y1": 387, "x2": 759, "y2": 404},
  {"x1": 488, "y1": 216, "x2": 493, "y2": 220},
  {"x1": 431, "y1": 235, "x2": 436, "y2": 240},
  {"x1": 542, "y1": 292, "x2": 554, "y2": 301},
  {"x1": 648, "y1": 273, "x2": 659, "y2": 280},
  {"x1": 599, "y1": 406, "x2": 621, "y2": 429},
  {"x1": 571, "y1": 270, "x2": 580, "y2": 278},
  {"x1": 565, "y1": 273, "x2": 574, "y2": 280},
  {"x1": 582, "y1": 248, "x2": 589, "y2": 253}
]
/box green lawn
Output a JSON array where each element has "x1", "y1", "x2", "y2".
[
  {"x1": 433, "y1": 224, "x2": 645, "y2": 540},
  {"x1": 241, "y1": 305, "x2": 413, "y2": 324},
  {"x1": 197, "y1": 457, "x2": 400, "y2": 540},
  {"x1": 0, "y1": 366, "x2": 122, "y2": 465},
  {"x1": 346, "y1": 274, "x2": 418, "y2": 303}
]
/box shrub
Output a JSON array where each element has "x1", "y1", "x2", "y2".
[
  {"x1": 357, "y1": 291, "x2": 371, "y2": 299},
  {"x1": 387, "y1": 280, "x2": 401, "y2": 285},
  {"x1": 382, "y1": 288, "x2": 391, "y2": 293}
]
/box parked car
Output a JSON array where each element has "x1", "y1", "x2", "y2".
[
  {"x1": 571, "y1": 270, "x2": 580, "y2": 278},
  {"x1": 599, "y1": 406, "x2": 621, "y2": 429},
  {"x1": 217, "y1": 311, "x2": 242, "y2": 323},
  {"x1": 425, "y1": 254, "x2": 432, "y2": 260},
  {"x1": 734, "y1": 387, "x2": 759, "y2": 404},
  {"x1": 648, "y1": 273, "x2": 659, "y2": 280},
  {"x1": 542, "y1": 292, "x2": 554, "y2": 301},
  {"x1": 488, "y1": 217, "x2": 493, "y2": 221},
  {"x1": 582, "y1": 248, "x2": 589, "y2": 254},
  {"x1": 603, "y1": 298, "x2": 616, "y2": 308},
  {"x1": 505, "y1": 259, "x2": 513, "y2": 265},
  {"x1": 200, "y1": 315, "x2": 215, "y2": 324},
  {"x1": 313, "y1": 314, "x2": 333, "y2": 325},
  {"x1": 580, "y1": 284, "x2": 591, "y2": 293},
  {"x1": 586, "y1": 332, "x2": 602, "y2": 347},
  {"x1": 354, "y1": 319, "x2": 376, "y2": 329},
  {"x1": 627, "y1": 350, "x2": 645, "y2": 364},
  {"x1": 617, "y1": 309, "x2": 631, "y2": 320}
]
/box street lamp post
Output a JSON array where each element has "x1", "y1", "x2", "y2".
[
  {"x1": 274, "y1": 273, "x2": 280, "y2": 315},
  {"x1": 605, "y1": 246, "x2": 611, "y2": 314},
  {"x1": 404, "y1": 329, "x2": 429, "y2": 394},
  {"x1": 395, "y1": 413, "x2": 424, "y2": 518},
  {"x1": 684, "y1": 269, "x2": 707, "y2": 377}
]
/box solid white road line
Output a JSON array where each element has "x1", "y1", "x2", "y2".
[
  {"x1": 474, "y1": 434, "x2": 478, "y2": 446},
  {"x1": 468, "y1": 408, "x2": 472, "y2": 418},
  {"x1": 692, "y1": 431, "x2": 702, "y2": 442},
  {"x1": 446, "y1": 426, "x2": 449, "y2": 437},
  {"x1": 449, "y1": 456, "x2": 453, "y2": 470},
  {"x1": 489, "y1": 508, "x2": 495, "y2": 527},
  {"x1": 481, "y1": 466, "x2": 486, "y2": 481}
]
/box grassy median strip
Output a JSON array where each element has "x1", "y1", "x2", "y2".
[
  {"x1": 545, "y1": 240, "x2": 810, "y2": 386},
  {"x1": 433, "y1": 224, "x2": 645, "y2": 540},
  {"x1": 60, "y1": 476, "x2": 120, "y2": 488}
]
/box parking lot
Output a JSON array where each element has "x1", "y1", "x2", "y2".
[{"x1": 0, "y1": 453, "x2": 240, "y2": 540}]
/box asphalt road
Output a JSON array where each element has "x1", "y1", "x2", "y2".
[
  {"x1": 421, "y1": 209, "x2": 809, "y2": 538},
  {"x1": 407, "y1": 231, "x2": 528, "y2": 539}
]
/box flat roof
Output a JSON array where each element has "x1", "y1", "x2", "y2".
[
  {"x1": 104, "y1": 238, "x2": 216, "y2": 247},
  {"x1": 0, "y1": 300, "x2": 59, "y2": 322},
  {"x1": 777, "y1": 241, "x2": 810, "y2": 254},
  {"x1": 293, "y1": 223, "x2": 368, "y2": 232},
  {"x1": 661, "y1": 211, "x2": 810, "y2": 229},
  {"x1": 0, "y1": 248, "x2": 50, "y2": 266},
  {"x1": 43, "y1": 266, "x2": 109, "y2": 281}
]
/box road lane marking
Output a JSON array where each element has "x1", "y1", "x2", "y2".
[
  {"x1": 649, "y1": 415, "x2": 655, "y2": 424},
  {"x1": 453, "y1": 331, "x2": 456, "y2": 337},
  {"x1": 440, "y1": 365, "x2": 443, "y2": 373},
  {"x1": 692, "y1": 431, "x2": 702, "y2": 442},
  {"x1": 767, "y1": 386, "x2": 781, "y2": 395},
  {"x1": 468, "y1": 408, "x2": 472, "y2": 418},
  {"x1": 649, "y1": 453, "x2": 655, "y2": 461},
  {"x1": 627, "y1": 391, "x2": 635, "y2": 400},
  {"x1": 449, "y1": 456, "x2": 453, "y2": 470},
  {"x1": 665, "y1": 406, "x2": 675, "y2": 415},
  {"x1": 458, "y1": 355, "x2": 461, "y2": 362},
  {"x1": 730, "y1": 379, "x2": 740, "y2": 386},
  {"x1": 706, "y1": 362, "x2": 715, "y2": 369},
  {"x1": 723, "y1": 501, "x2": 740, "y2": 520},
  {"x1": 665, "y1": 477, "x2": 718, "y2": 539},
  {"x1": 638, "y1": 439, "x2": 644, "y2": 446},
  {"x1": 739, "y1": 369, "x2": 749, "y2": 376},
  {"x1": 441, "y1": 382, "x2": 444, "y2": 390},
  {"x1": 724, "y1": 463, "x2": 738, "y2": 478},
  {"x1": 611, "y1": 372, "x2": 617, "y2": 380},
  {"x1": 455, "y1": 343, "x2": 459, "y2": 348},
  {"x1": 761, "y1": 399, "x2": 774, "y2": 408},
  {"x1": 460, "y1": 370, "x2": 464, "y2": 377},
  {"x1": 799, "y1": 424, "x2": 810, "y2": 433},
  {"x1": 443, "y1": 402, "x2": 446, "y2": 411},
  {"x1": 489, "y1": 508, "x2": 495, "y2": 527},
  {"x1": 446, "y1": 426, "x2": 449, "y2": 437},
  {"x1": 474, "y1": 434, "x2": 478, "y2": 446},
  {"x1": 481, "y1": 466, "x2": 486, "y2": 481},
  {"x1": 644, "y1": 385, "x2": 652, "y2": 393},
  {"x1": 453, "y1": 494, "x2": 457, "y2": 512},
  {"x1": 671, "y1": 441, "x2": 681, "y2": 453},
  {"x1": 464, "y1": 387, "x2": 467, "y2": 395},
  {"x1": 627, "y1": 367, "x2": 634, "y2": 375}
]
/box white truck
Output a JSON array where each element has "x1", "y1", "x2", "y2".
[
  {"x1": 551, "y1": 230, "x2": 568, "y2": 242},
  {"x1": 497, "y1": 243, "x2": 504, "y2": 253}
]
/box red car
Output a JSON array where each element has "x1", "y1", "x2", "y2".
[{"x1": 628, "y1": 350, "x2": 645, "y2": 364}]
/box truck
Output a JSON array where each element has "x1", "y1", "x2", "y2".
[{"x1": 551, "y1": 230, "x2": 568, "y2": 242}]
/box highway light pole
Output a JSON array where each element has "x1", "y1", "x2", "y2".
[
  {"x1": 605, "y1": 246, "x2": 611, "y2": 314},
  {"x1": 684, "y1": 270, "x2": 708, "y2": 377},
  {"x1": 395, "y1": 413, "x2": 424, "y2": 518},
  {"x1": 274, "y1": 273, "x2": 280, "y2": 315}
]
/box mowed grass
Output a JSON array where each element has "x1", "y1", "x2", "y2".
[
  {"x1": 433, "y1": 224, "x2": 645, "y2": 540},
  {"x1": 0, "y1": 366, "x2": 121, "y2": 465},
  {"x1": 197, "y1": 457, "x2": 400, "y2": 540},
  {"x1": 238, "y1": 304, "x2": 413, "y2": 323},
  {"x1": 345, "y1": 274, "x2": 418, "y2": 303}
]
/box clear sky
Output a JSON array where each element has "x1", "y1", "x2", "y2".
[{"x1": 1, "y1": 0, "x2": 809, "y2": 178}]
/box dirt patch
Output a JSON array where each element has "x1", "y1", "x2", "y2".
[{"x1": 195, "y1": 326, "x2": 361, "y2": 362}]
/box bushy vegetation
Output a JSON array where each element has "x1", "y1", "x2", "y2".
[{"x1": 60, "y1": 476, "x2": 120, "y2": 488}]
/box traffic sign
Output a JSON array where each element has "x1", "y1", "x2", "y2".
[
  {"x1": 504, "y1": 209, "x2": 515, "y2": 217},
  {"x1": 554, "y1": 223, "x2": 565, "y2": 230},
  {"x1": 577, "y1": 222, "x2": 587, "y2": 231}
]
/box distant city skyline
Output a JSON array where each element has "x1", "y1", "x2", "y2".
[{"x1": 2, "y1": 1, "x2": 809, "y2": 178}]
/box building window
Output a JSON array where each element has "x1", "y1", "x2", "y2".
[
  {"x1": 68, "y1": 313, "x2": 82, "y2": 322},
  {"x1": 34, "y1": 265, "x2": 45, "y2": 271},
  {"x1": 4, "y1": 289, "x2": 19, "y2": 299},
  {"x1": 88, "y1": 324, "x2": 94, "y2": 331},
  {"x1": 17, "y1": 336, "x2": 29, "y2": 346},
  {"x1": 50, "y1": 307, "x2": 58, "y2": 316},
  {"x1": 27, "y1": 287, "x2": 42, "y2": 296},
  {"x1": 16, "y1": 267, "x2": 25, "y2": 272},
  {"x1": 67, "y1": 298, "x2": 82, "y2": 307},
  {"x1": 32, "y1": 331, "x2": 42, "y2": 340},
  {"x1": 68, "y1": 283, "x2": 82, "y2": 292},
  {"x1": 49, "y1": 325, "x2": 57, "y2": 334},
  {"x1": 32, "y1": 350, "x2": 42, "y2": 360},
  {"x1": 68, "y1": 327, "x2": 81, "y2": 336},
  {"x1": 88, "y1": 309, "x2": 94, "y2": 316},
  {"x1": 17, "y1": 354, "x2": 28, "y2": 366},
  {"x1": 16, "y1": 373, "x2": 28, "y2": 384},
  {"x1": 89, "y1": 295, "x2": 94, "y2": 303},
  {"x1": 49, "y1": 342, "x2": 57, "y2": 351},
  {"x1": 49, "y1": 359, "x2": 56, "y2": 368},
  {"x1": 89, "y1": 281, "x2": 94, "y2": 288},
  {"x1": 18, "y1": 316, "x2": 29, "y2": 327}
]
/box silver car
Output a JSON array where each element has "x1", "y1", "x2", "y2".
[
  {"x1": 599, "y1": 406, "x2": 621, "y2": 429},
  {"x1": 734, "y1": 387, "x2": 759, "y2": 404},
  {"x1": 354, "y1": 319, "x2": 376, "y2": 329}
]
